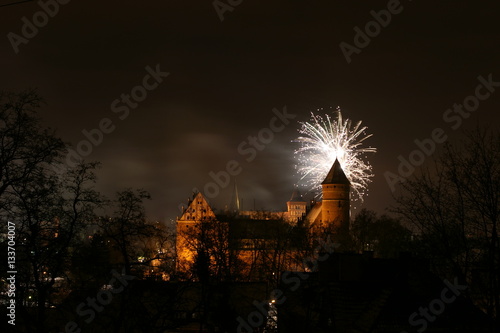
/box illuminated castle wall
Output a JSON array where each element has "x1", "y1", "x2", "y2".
[
  {"x1": 175, "y1": 158, "x2": 350, "y2": 277},
  {"x1": 175, "y1": 193, "x2": 217, "y2": 275}
]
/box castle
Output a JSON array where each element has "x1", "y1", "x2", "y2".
[{"x1": 175, "y1": 158, "x2": 350, "y2": 279}]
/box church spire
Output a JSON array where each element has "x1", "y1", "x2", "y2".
[{"x1": 230, "y1": 179, "x2": 241, "y2": 212}]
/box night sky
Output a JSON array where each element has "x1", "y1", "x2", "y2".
[{"x1": 2, "y1": 0, "x2": 499, "y2": 225}]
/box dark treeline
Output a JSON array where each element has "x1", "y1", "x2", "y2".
[{"x1": 0, "y1": 91, "x2": 498, "y2": 332}]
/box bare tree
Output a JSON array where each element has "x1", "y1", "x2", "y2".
[
  {"x1": 98, "y1": 189, "x2": 171, "y2": 277},
  {"x1": 4, "y1": 161, "x2": 102, "y2": 333},
  {"x1": 0, "y1": 90, "x2": 104, "y2": 333},
  {"x1": 350, "y1": 209, "x2": 412, "y2": 257},
  {"x1": 0, "y1": 90, "x2": 65, "y2": 209},
  {"x1": 394, "y1": 128, "x2": 499, "y2": 322}
]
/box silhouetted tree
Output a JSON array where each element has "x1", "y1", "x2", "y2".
[
  {"x1": 0, "y1": 89, "x2": 65, "y2": 210},
  {"x1": 98, "y1": 189, "x2": 170, "y2": 277},
  {"x1": 351, "y1": 208, "x2": 377, "y2": 252},
  {"x1": 0, "y1": 90, "x2": 104, "y2": 333},
  {"x1": 3, "y1": 161, "x2": 102, "y2": 333},
  {"x1": 350, "y1": 209, "x2": 412, "y2": 257},
  {"x1": 394, "y1": 128, "x2": 499, "y2": 323}
]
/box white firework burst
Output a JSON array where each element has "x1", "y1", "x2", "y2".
[{"x1": 294, "y1": 109, "x2": 376, "y2": 202}]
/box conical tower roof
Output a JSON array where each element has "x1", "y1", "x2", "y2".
[{"x1": 321, "y1": 158, "x2": 350, "y2": 185}]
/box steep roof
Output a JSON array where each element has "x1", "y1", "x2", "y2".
[
  {"x1": 178, "y1": 192, "x2": 217, "y2": 221},
  {"x1": 321, "y1": 158, "x2": 350, "y2": 185}
]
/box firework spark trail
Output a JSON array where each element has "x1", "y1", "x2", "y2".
[{"x1": 294, "y1": 109, "x2": 376, "y2": 202}]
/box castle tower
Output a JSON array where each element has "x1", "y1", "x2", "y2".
[
  {"x1": 321, "y1": 158, "x2": 350, "y2": 233},
  {"x1": 286, "y1": 189, "x2": 307, "y2": 223}
]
